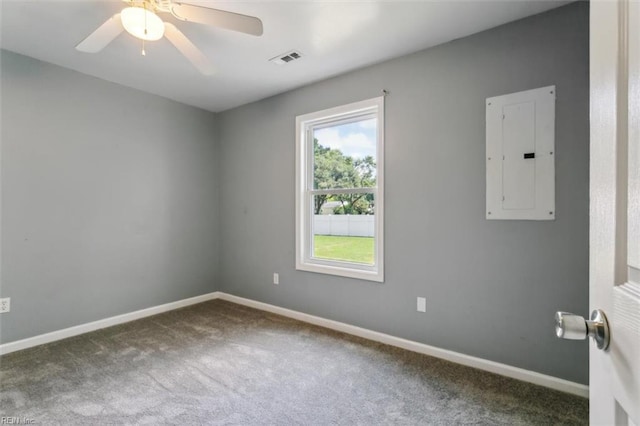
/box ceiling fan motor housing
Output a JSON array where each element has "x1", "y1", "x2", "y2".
[
  {"x1": 122, "y1": 0, "x2": 172, "y2": 13},
  {"x1": 150, "y1": 0, "x2": 172, "y2": 13}
]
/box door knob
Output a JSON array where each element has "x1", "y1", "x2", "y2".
[{"x1": 555, "y1": 309, "x2": 610, "y2": 350}]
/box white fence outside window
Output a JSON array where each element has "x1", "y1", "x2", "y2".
[{"x1": 313, "y1": 215, "x2": 374, "y2": 237}]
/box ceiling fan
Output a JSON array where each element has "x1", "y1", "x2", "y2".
[{"x1": 76, "y1": 0, "x2": 263, "y2": 75}]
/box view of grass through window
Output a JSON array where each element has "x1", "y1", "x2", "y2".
[
  {"x1": 313, "y1": 235, "x2": 374, "y2": 265},
  {"x1": 297, "y1": 97, "x2": 383, "y2": 281},
  {"x1": 311, "y1": 116, "x2": 377, "y2": 266}
]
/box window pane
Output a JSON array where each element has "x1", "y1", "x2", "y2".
[
  {"x1": 312, "y1": 194, "x2": 375, "y2": 265},
  {"x1": 296, "y1": 97, "x2": 384, "y2": 281},
  {"x1": 313, "y1": 118, "x2": 377, "y2": 190}
]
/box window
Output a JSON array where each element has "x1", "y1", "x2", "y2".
[{"x1": 295, "y1": 97, "x2": 384, "y2": 282}]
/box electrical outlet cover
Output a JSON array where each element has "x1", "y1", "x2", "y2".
[
  {"x1": 417, "y1": 297, "x2": 426, "y2": 313},
  {"x1": 0, "y1": 297, "x2": 10, "y2": 313}
]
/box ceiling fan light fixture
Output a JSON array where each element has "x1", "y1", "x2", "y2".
[{"x1": 121, "y1": 7, "x2": 165, "y2": 41}]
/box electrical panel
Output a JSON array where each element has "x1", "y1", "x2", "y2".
[{"x1": 486, "y1": 86, "x2": 556, "y2": 220}]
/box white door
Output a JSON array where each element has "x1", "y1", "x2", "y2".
[{"x1": 590, "y1": 0, "x2": 640, "y2": 424}]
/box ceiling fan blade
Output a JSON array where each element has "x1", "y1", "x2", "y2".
[
  {"x1": 170, "y1": 3, "x2": 263, "y2": 36},
  {"x1": 76, "y1": 14, "x2": 124, "y2": 53},
  {"x1": 164, "y1": 23, "x2": 214, "y2": 75}
]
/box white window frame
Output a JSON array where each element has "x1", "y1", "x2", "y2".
[{"x1": 295, "y1": 96, "x2": 384, "y2": 282}]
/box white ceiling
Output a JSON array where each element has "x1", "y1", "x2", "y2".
[{"x1": 1, "y1": 0, "x2": 571, "y2": 112}]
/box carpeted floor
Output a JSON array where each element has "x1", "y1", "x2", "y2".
[{"x1": 0, "y1": 299, "x2": 588, "y2": 425}]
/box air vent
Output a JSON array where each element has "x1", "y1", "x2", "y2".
[{"x1": 269, "y1": 50, "x2": 303, "y2": 65}]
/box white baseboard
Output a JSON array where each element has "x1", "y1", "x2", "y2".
[
  {"x1": 0, "y1": 290, "x2": 588, "y2": 398},
  {"x1": 216, "y1": 292, "x2": 589, "y2": 398},
  {"x1": 0, "y1": 292, "x2": 219, "y2": 356}
]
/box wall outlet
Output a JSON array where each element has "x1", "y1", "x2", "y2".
[
  {"x1": 273, "y1": 273, "x2": 279, "y2": 285},
  {"x1": 417, "y1": 297, "x2": 426, "y2": 313},
  {"x1": 0, "y1": 297, "x2": 10, "y2": 313}
]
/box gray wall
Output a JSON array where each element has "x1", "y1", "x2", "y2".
[
  {"x1": 217, "y1": 3, "x2": 590, "y2": 384},
  {"x1": 0, "y1": 50, "x2": 220, "y2": 344}
]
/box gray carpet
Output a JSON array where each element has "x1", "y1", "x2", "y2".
[{"x1": 0, "y1": 299, "x2": 587, "y2": 425}]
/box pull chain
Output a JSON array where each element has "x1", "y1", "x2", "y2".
[{"x1": 142, "y1": 2, "x2": 148, "y2": 56}]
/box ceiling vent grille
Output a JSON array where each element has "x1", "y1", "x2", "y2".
[{"x1": 269, "y1": 50, "x2": 303, "y2": 65}]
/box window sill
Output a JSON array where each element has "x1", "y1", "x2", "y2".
[{"x1": 296, "y1": 261, "x2": 384, "y2": 283}]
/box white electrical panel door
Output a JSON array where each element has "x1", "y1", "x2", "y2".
[{"x1": 486, "y1": 86, "x2": 555, "y2": 220}]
